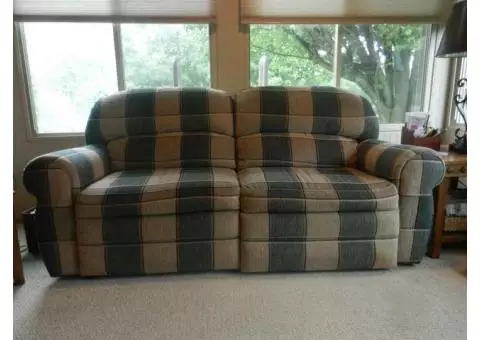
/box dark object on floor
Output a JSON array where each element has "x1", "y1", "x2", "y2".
[
  {"x1": 22, "y1": 207, "x2": 39, "y2": 254},
  {"x1": 14, "y1": 191, "x2": 25, "y2": 285}
]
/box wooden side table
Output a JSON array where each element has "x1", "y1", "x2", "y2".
[
  {"x1": 13, "y1": 191, "x2": 25, "y2": 285},
  {"x1": 429, "y1": 152, "x2": 467, "y2": 258}
]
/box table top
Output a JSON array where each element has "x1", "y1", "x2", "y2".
[{"x1": 438, "y1": 152, "x2": 467, "y2": 165}]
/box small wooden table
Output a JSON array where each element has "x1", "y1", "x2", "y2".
[
  {"x1": 13, "y1": 191, "x2": 25, "y2": 285},
  {"x1": 429, "y1": 151, "x2": 467, "y2": 258}
]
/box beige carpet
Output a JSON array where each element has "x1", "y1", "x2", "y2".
[{"x1": 14, "y1": 248, "x2": 466, "y2": 340}]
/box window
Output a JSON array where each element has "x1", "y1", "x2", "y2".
[
  {"x1": 250, "y1": 25, "x2": 335, "y2": 86},
  {"x1": 249, "y1": 24, "x2": 430, "y2": 124},
  {"x1": 22, "y1": 23, "x2": 118, "y2": 134},
  {"x1": 122, "y1": 24, "x2": 210, "y2": 88},
  {"x1": 19, "y1": 23, "x2": 211, "y2": 134}
]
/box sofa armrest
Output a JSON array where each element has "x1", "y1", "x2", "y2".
[
  {"x1": 22, "y1": 145, "x2": 109, "y2": 277},
  {"x1": 23, "y1": 145, "x2": 109, "y2": 206},
  {"x1": 356, "y1": 139, "x2": 445, "y2": 196},
  {"x1": 356, "y1": 139, "x2": 446, "y2": 264}
]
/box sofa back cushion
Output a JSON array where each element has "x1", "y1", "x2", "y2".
[
  {"x1": 85, "y1": 88, "x2": 235, "y2": 170},
  {"x1": 235, "y1": 86, "x2": 379, "y2": 169}
]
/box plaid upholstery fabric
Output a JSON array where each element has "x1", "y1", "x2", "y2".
[
  {"x1": 77, "y1": 212, "x2": 239, "y2": 245},
  {"x1": 23, "y1": 146, "x2": 109, "y2": 205},
  {"x1": 356, "y1": 140, "x2": 446, "y2": 263},
  {"x1": 237, "y1": 133, "x2": 358, "y2": 169},
  {"x1": 85, "y1": 88, "x2": 235, "y2": 170},
  {"x1": 239, "y1": 167, "x2": 398, "y2": 213},
  {"x1": 78, "y1": 240, "x2": 239, "y2": 276},
  {"x1": 356, "y1": 140, "x2": 445, "y2": 193},
  {"x1": 235, "y1": 87, "x2": 378, "y2": 170},
  {"x1": 22, "y1": 146, "x2": 109, "y2": 276},
  {"x1": 241, "y1": 239, "x2": 398, "y2": 272},
  {"x1": 241, "y1": 211, "x2": 399, "y2": 241},
  {"x1": 107, "y1": 133, "x2": 235, "y2": 170},
  {"x1": 76, "y1": 168, "x2": 239, "y2": 218},
  {"x1": 235, "y1": 87, "x2": 379, "y2": 139}
]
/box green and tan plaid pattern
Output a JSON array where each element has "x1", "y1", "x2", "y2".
[
  {"x1": 237, "y1": 133, "x2": 358, "y2": 169},
  {"x1": 235, "y1": 86, "x2": 379, "y2": 138},
  {"x1": 75, "y1": 167, "x2": 240, "y2": 276},
  {"x1": 239, "y1": 167, "x2": 398, "y2": 213},
  {"x1": 78, "y1": 240, "x2": 239, "y2": 276},
  {"x1": 235, "y1": 86, "x2": 379, "y2": 169},
  {"x1": 241, "y1": 239, "x2": 398, "y2": 272},
  {"x1": 23, "y1": 146, "x2": 109, "y2": 276},
  {"x1": 240, "y1": 211, "x2": 399, "y2": 241},
  {"x1": 86, "y1": 88, "x2": 235, "y2": 170},
  {"x1": 356, "y1": 140, "x2": 445, "y2": 263},
  {"x1": 239, "y1": 167, "x2": 400, "y2": 271},
  {"x1": 76, "y1": 168, "x2": 239, "y2": 218},
  {"x1": 77, "y1": 212, "x2": 239, "y2": 276}
]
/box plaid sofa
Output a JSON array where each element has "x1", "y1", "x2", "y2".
[
  {"x1": 23, "y1": 86, "x2": 445, "y2": 277},
  {"x1": 236, "y1": 87, "x2": 445, "y2": 272},
  {"x1": 23, "y1": 88, "x2": 240, "y2": 277}
]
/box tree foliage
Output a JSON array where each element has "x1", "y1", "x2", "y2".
[{"x1": 122, "y1": 24, "x2": 210, "y2": 88}]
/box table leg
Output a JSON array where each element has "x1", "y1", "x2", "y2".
[
  {"x1": 13, "y1": 220, "x2": 25, "y2": 285},
  {"x1": 429, "y1": 177, "x2": 450, "y2": 258}
]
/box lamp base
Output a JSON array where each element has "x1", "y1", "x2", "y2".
[{"x1": 449, "y1": 134, "x2": 467, "y2": 154}]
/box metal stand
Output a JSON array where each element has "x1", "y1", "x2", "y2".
[{"x1": 449, "y1": 78, "x2": 467, "y2": 154}]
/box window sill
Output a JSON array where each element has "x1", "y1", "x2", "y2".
[
  {"x1": 26, "y1": 132, "x2": 85, "y2": 142},
  {"x1": 379, "y1": 123, "x2": 404, "y2": 132}
]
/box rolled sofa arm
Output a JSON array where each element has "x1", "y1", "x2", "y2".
[
  {"x1": 356, "y1": 139, "x2": 445, "y2": 263},
  {"x1": 23, "y1": 145, "x2": 109, "y2": 276}
]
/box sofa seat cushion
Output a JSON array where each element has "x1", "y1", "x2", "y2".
[
  {"x1": 76, "y1": 168, "x2": 239, "y2": 218},
  {"x1": 238, "y1": 167, "x2": 398, "y2": 213}
]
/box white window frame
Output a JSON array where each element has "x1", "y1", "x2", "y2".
[{"x1": 14, "y1": 21, "x2": 215, "y2": 139}]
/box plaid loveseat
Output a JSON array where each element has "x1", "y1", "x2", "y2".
[
  {"x1": 236, "y1": 87, "x2": 445, "y2": 272},
  {"x1": 23, "y1": 86, "x2": 445, "y2": 277},
  {"x1": 23, "y1": 88, "x2": 240, "y2": 277}
]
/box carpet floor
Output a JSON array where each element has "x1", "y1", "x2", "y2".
[{"x1": 14, "y1": 245, "x2": 466, "y2": 340}]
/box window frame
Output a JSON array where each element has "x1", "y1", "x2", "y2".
[{"x1": 15, "y1": 21, "x2": 215, "y2": 138}]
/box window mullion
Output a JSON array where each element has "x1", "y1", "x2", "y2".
[
  {"x1": 333, "y1": 24, "x2": 342, "y2": 87},
  {"x1": 113, "y1": 23, "x2": 126, "y2": 91}
]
